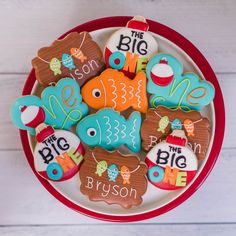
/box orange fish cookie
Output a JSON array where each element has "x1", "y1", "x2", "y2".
[{"x1": 81, "y1": 68, "x2": 148, "y2": 113}]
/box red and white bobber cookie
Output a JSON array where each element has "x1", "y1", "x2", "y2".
[
  {"x1": 104, "y1": 15, "x2": 158, "y2": 78},
  {"x1": 145, "y1": 129, "x2": 198, "y2": 190},
  {"x1": 34, "y1": 123, "x2": 84, "y2": 181},
  {"x1": 19, "y1": 105, "x2": 84, "y2": 182}
]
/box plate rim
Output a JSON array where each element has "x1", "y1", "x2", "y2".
[{"x1": 19, "y1": 16, "x2": 225, "y2": 222}]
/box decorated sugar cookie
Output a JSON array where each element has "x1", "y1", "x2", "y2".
[
  {"x1": 11, "y1": 78, "x2": 88, "y2": 135},
  {"x1": 76, "y1": 108, "x2": 142, "y2": 153},
  {"x1": 146, "y1": 54, "x2": 215, "y2": 110},
  {"x1": 32, "y1": 32, "x2": 105, "y2": 87},
  {"x1": 104, "y1": 16, "x2": 158, "y2": 78},
  {"x1": 141, "y1": 106, "x2": 210, "y2": 160},
  {"x1": 81, "y1": 68, "x2": 148, "y2": 113},
  {"x1": 79, "y1": 148, "x2": 147, "y2": 208},
  {"x1": 12, "y1": 103, "x2": 84, "y2": 181},
  {"x1": 145, "y1": 130, "x2": 198, "y2": 190},
  {"x1": 34, "y1": 123, "x2": 84, "y2": 181}
]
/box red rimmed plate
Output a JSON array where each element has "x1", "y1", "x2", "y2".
[{"x1": 20, "y1": 16, "x2": 225, "y2": 222}]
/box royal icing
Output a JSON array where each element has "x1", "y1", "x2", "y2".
[
  {"x1": 34, "y1": 123, "x2": 84, "y2": 181},
  {"x1": 11, "y1": 78, "x2": 88, "y2": 135},
  {"x1": 81, "y1": 68, "x2": 148, "y2": 113},
  {"x1": 32, "y1": 32, "x2": 105, "y2": 87},
  {"x1": 146, "y1": 54, "x2": 215, "y2": 110},
  {"x1": 141, "y1": 106, "x2": 211, "y2": 160},
  {"x1": 76, "y1": 108, "x2": 142, "y2": 153},
  {"x1": 104, "y1": 16, "x2": 158, "y2": 78},
  {"x1": 79, "y1": 148, "x2": 147, "y2": 208},
  {"x1": 145, "y1": 130, "x2": 198, "y2": 190}
]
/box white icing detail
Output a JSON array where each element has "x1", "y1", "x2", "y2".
[
  {"x1": 114, "y1": 120, "x2": 120, "y2": 142},
  {"x1": 151, "y1": 63, "x2": 173, "y2": 77},
  {"x1": 129, "y1": 119, "x2": 137, "y2": 149},
  {"x1": 129, "y1": 85, "x2": 134, "y2": 99},
  {"x1": 108, "y1": 78, "x2": 118, "y2": 108},
  {"x1": 148, "y1": 135, "x2": 158, "y2": 148},
  {"x1": 121, "y1": 124, "x2": 127, "y2": 139},
  {"x1": 135, "y1": 80, "x2": 142, "y2": 108},
  {"x1": 104, "y1": 116, "x2": 112, "y2": 144},
  {"x1": 96, "y1": 119, "x2": 102, "y2": 145},
  {"x1": 21, "y1": 105, "x2": 39, "y2": 125},
  {"x1": 100, "y1": 80, "x2": 107, "y2": 106},
  {"x1": 120, "y1": 82, "x2": 127, "y2": 104}
]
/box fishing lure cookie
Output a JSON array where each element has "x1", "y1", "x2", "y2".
[
  {"x1": 32, "y1": 32, "x2": 105, "y2": 87},
  {"x1": 76, "y1": 108, "x2": 142, "y2": 153},
  {"x1": 145, "y1": 130, "x2": 198, "y2": 190},
  {"x1": 141, "y1": 106, "x2": 211, "y2": 160},
  {"x1": 104, "y1": 16, "x2": 158, "y2": 78},
  {"x1": 81, "y1": 68, "x2": 148, "y2": 113},
  {"x1": 79, "y1": 148, "x2": 147, "y2": 208},
  {"x1": 146, "y1": 53, "x2": 215, "y2": 110}
]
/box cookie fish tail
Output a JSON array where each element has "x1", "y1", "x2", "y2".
[
  {"x1": 126, "y1": 112, "x2": 142, "y2": 153},
  {"x1": 131, "y1": 72, "x2": 148, "y2": 113}
]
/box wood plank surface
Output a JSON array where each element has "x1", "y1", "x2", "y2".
[
  {"x1": 0, "y1": 0, "x2": 235, "y2": 74},
  {"x1": 0, "y1": 0, "x2": 235, "y2": 234}
]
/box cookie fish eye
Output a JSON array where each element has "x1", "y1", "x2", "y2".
[
  {"x1": 92, "y1": 88, "x2": 101, "y2": 98},
  {"x1": 87, "y1": 128, "x2": 97, "y2": 137}
]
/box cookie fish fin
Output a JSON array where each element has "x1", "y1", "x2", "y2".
[
  {"x1": 126, "y1": 111, "x2": 141, "y2": 153},
  {"x1": 131, "y1": 72, "x2": 148, "y2": 113}
]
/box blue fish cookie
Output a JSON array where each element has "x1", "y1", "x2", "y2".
[
  {"x1": 146, "y1": 53, "x2": 215, "y2": 111},
  {"x1": 11, "y1": 78, "x2": 88, "y2": 135},
  {"x1": 76, "y1": 108, "x2": 142, "y2": 153}
]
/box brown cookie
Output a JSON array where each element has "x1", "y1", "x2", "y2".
[
  {"x1": 79, "y1": 148, "x2": 148, "y2": 209},
  {"x1": 32, "y1": 32, "x2": 105, "y2": 87},
  {"x1": 141, "y1": 106, "x2": 211, "y2": 160}
]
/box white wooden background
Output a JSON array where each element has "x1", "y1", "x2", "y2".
[{"x1": 0, "y1": 0, "x2": 235, "y2": 235}]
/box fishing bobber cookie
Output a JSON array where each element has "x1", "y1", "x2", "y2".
[
  {"x1": 34, "y1": 123, "x2": 84, "y2": 181},
  {"x1": 149, "y1": 57, "x2": 174, "y2": 86},
  {"x1": 145, "y1": 130, "x2": 198, "y2": 190},
  {"x1": 104, "y1": 16, "x2": 158, "y2": 78}
]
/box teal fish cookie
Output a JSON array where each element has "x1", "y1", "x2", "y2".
[
  {"x1": 76, "y1": 108, "x2": 142, "y2": 153},
  {"x1": 146, "y1": 53, "x2": 215, "y2": 110},
  {"x1": 11, "y1": 78, "x2": 88, "y2": 135}
]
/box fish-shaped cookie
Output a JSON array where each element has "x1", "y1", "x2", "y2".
[
  {"x1": 81, "y1": 69, "x2": 148, "y2": 113},
  {"x1": 76, "y1": 108, "x2": 142, "y2": 153}
]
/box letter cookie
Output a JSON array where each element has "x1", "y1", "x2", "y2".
[
  {"x1": 141, "y1": 106, "x2": 211, "y2": 160},
  {"x1": 11, "y1": 78, "x2": 88, "y2": 134},
  {"x1": 32, "y1": 32, "x2": 105, "y2": 87},
  {"x1": 145, "y1": 130, "x2": 198, "y2": 190},
  {"x1": 81, "y1": 68, "x2": 148, "y2": 113},
  {"x1": 146, "y1": 53, "x2": 215, "y2": 110},
  {"x1": 76, "y1": 108, "x2": 142, "y2": 153},
  {"x1": 104, "y1": 16, "x2": 158, "y2": 78},
  {"x1": 79, "y1": 148, "x2": 147, "y2": 208}
]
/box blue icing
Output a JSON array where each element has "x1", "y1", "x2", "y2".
[
  {"x1": 146, "y1": 53, "x2": 215, "y2": 111},
  {"x1": 62, "y1": 53, "x2": 76, "y2": 70},
  {"x1": 76, "y1": 108, "x2": 142, "y2": 153},
  {"x1": 107, "y1": 164, "x2": 119, "y2": 182},
  {"x1": 171, "y1": 118, "x2": 182, "y2": 130},
  {"x1": 11, "y1": 78, "x2": 88, "y2": 135},
  {"x1": 11, "y1": 96, "x2": 43, "y2": 135}
]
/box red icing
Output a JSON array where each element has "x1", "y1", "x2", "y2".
[
  {"x1": 127, "y1": 20, "x2": 149, "y2": 31},
  {"x1": 36, "y1": 126, "x2": 54, "y2": 142},
  {"x1": 166, "y1": 135, "x2": 187, "y2": 146}
]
